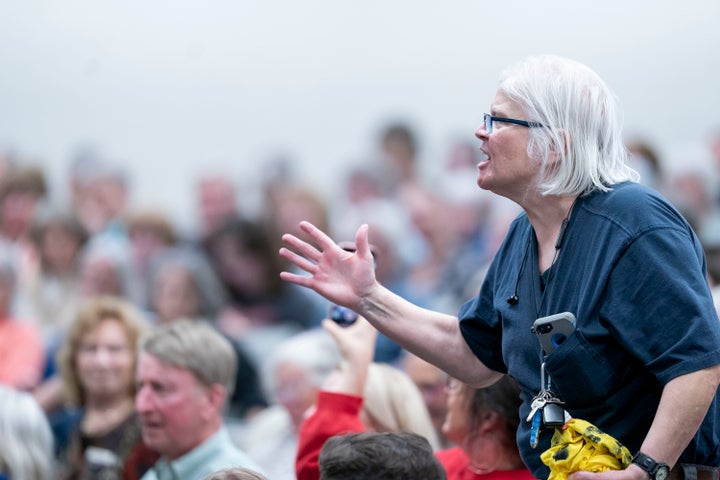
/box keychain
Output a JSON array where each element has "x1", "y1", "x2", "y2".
[{"x1": 527, "y1": 362, "x2": 568, "y2": 448}]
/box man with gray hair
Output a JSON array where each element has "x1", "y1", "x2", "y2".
[{"x1": 136, "y1": 320, "x2": 263, "y2": 479}]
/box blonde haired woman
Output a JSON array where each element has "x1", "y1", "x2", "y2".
[
  {"x1": 56, "y1": 295, "x2": 158, "y2": 479},
  {"x1": 362, "y1": 362, "x2": 439, "y2": 445}
]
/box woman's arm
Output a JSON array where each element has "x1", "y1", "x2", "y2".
[
  {"x1": 570, "y1": 364, "x2": 720, "y2": 480},
  {"x1": 280, "y1": 221, "x2": 500, "y2": 387}
]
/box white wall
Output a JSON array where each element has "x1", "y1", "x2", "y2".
[{"x1": 1, "y1": 0, "x2": 718, "y2": 233}]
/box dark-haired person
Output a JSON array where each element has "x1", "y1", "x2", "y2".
[{"x1": 319, "y1": 431, "x2": 445, "y2": 480}]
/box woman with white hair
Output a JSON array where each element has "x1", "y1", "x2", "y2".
[
  {"x1": 0, "y1": 385, "x2": 55, "y2": 480},
  {"x1": 281, "y1": 54, "x2": 720, "y2": 479}
]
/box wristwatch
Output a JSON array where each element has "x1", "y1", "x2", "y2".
[{"x1": 632, "y1": 452, "x2": 670, "y2": 480}]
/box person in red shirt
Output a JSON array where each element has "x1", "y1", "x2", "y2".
[
  {"x1": 0, "y1": 253, "x2": 44, "y2": 391},
  {"x1": 295, "y1": 316, "x2": 534, "y2": 480},
  {"x1": 437, "y1": 376, "x2": 533, "y2": 479}
]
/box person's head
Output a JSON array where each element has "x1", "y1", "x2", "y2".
[
  {"x1": 196, "y1": 174, "x2": 239, "y2": 236},
  {"x1": 0, "y1": 164, "x2": 47, "y2": 241},
  {"x1": 126, "y1": 209, "x2": 177, "y2": 272},
  {"x1": 78, "y1": 237, "x2": 135, "y2": 299},
  {"x1": 442, "y1": 375, "x2": 522, "y2": 463},
  {"x1": 265, "y1": 185, "x2": 330, "y2": 246},
  {"x1": 148, "y1": 246, "x2": 227, "y2": 324},
  {"x1": 135, "y1": 319, "x2": 237, "y2": 460},
  {"x1": 625, "y1": 139, "x2": 663, "y2": 189},
  {"x1": 202, "y1": 467, "x2": 269, "y2": 480},
  {"x1": 401, "y1": 353, "x2": 449, "y2": 442},
  {"x1": 362, "y1": 363, "x2": 440, "y2": 450},
  {"x1": 203, "y1": 217, "x2": 285, "y2": 299},
  {"x1": 58, "y1": 295, "x2": 149, "y2": 406},
  {"x1": 379, "y1": 122, "x2": 419, "y2": 184},
  {"x1": 319, "y1": 431, "x2": 446, "y2": 480},
  {"x1": 476, "y1": 54, "x2": 638, "y2": 200},
  {"x1": 73, "y1": 163, "x2": 129, "y2": 235},
  {"x1": 29, "y1": 211, "x2": 88, "y2": 275},
  {"x1": 269, "y1": 328, "x2": 341, "y2": 429},
  {"x1": 0, "y1": 385, "x2": 55, "y2": 480}
]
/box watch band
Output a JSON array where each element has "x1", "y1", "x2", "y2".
[{"x1": 632, "y1": 452, "x2": 670, "y2": 480}]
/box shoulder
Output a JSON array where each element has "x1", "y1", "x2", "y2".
[
  {"x1": 581, "y1": 182, "x2": 691, "y2": 233},
  {"x1": 203, "y1": 429, "x2": 265, "y2": 474},
  {"x1": 434, "y1": 447, "x2": 469, "y2": 475}
]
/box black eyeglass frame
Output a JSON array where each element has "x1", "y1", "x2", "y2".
[{"x1": 483, "y1": 113, "x2": 544, "y2": 134}]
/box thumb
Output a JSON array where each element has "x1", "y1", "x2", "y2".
[{"x1": 354, "y1": 224, "x2": 372, "y2": 260}]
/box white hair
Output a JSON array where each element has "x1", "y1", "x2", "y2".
[
  {"x1": 267, "y1": 328, "x2": 341, "y2": 395},
  {"x1": 0, "y1": 385, "x2": 55, "y2": 480},
  {"x1": 499, "y1": 54, "x2": 639, "y2": 196}
]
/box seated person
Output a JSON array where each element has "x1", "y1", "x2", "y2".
[
  {"x1": 296, "y1": 316, "x2": 534, "y2": 480},
  {"x1": 135, "y1": 319, "x2": 264, "y2": 479},
  {"x1": 202, "y1": 467, "x2": 269, "y2": 480},
  {"x1": 0, "y1": 384, "x2": 55, "y2": 480},
  {"x1": 319, "y1": 431, "x2": 446, "y2": 480},
  {"x1": 54, "y1": 295, "x2": 158, "y2": 479}
]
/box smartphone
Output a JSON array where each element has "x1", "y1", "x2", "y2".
[
  {"x1": 328, "y1": 304, "x2": 359, "y2": 327},
  {"x1": 531, "y1": 312, "x2": 576, "y2": 354}
]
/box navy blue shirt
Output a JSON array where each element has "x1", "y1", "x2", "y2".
[{"x1": 459, "y1": 182, "x2": 720, "y2": 478}]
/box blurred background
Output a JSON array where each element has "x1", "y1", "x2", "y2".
[
  {"x1": 1, "y1": 0, "x2": 719, "y2": 234},
  {"x1": 2, "y1": 3, "x2": 720, "y2": 478}
]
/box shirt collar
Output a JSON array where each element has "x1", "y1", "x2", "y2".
[{"x1": 153, "y1": 426, "x2": 229, "y2": 480}]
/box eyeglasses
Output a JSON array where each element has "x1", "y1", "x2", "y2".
[{"x1": 483, "y1": 113, "x2": 544, "y2": 134}]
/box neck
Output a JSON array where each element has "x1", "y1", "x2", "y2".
[
  {"x1": 81, "y1": 395, "x2": 135, "y2": 435},
  {"x1": 85, "y1": 394, "x2": 134, "y2": 415},
  {"x1": 524, "y1": 194, "x2": 578, "y2": 272},
  {"x1": 166, "y1": 421, "x2": 222, "y2": 461},
  {"x1": 464, "y1": 435, "x2": 526, "y2": 473}
]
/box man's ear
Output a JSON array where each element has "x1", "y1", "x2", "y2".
[{"x1": 201, "y1": 383, "x2": 227, "y2": 420}]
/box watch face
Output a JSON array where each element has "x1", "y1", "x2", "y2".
[{"x1": 655, "y1": 466, "x2": 670, "y2": 480}]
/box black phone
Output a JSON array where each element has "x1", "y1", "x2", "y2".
[
  {"x1": 328, "y1": 304, "x2": 359, "y2": 327},
  {"x1": 531, "y1": 312, "x2": 576, "y2": 355}
]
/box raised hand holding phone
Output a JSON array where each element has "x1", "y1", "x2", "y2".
[{"x1": 321, "y1": 315, "x2": 377, "y2": 396}]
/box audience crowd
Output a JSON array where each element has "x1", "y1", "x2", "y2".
[{"x1": 0, "y1": 123, "x2": 719, "y2": 479}]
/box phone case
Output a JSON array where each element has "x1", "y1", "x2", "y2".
[{"x1": 531, "y1": 312, "x2": 576, "y2": 354}]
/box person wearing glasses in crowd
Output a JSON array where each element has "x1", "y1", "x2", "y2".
[{"x1": 279, "y1": 54, "x2": 720, "y2": 480}]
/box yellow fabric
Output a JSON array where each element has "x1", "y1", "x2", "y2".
[{"x1": 540, "y1": 418, "x2": 633, "y2": 480}]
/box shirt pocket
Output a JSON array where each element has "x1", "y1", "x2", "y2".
[{"x1": 543, "y1": 330, "x2": 616, "y2": 408}]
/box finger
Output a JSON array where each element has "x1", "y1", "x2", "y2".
[
  {"x1": 281, "y1": 234, "x2": 321, "y2": 263},
  {"x1": 354, "y1": 224, "x2": 372, "y2": 260},
  {"x1": 279, "y1": 271, "x2": 314, "y2": 288},
  {"x1": 279, "y1": 247, "x2": 318, "y2": 273},
  {"x1": 299, "y1": 221, "x2": 339, "y2": 250},
  {"x1": 321, "y1": 318, "x2": 346, "y2": 344}
]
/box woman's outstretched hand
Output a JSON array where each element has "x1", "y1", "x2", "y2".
[{"x1": 279, "y1": 221, "x2": 377, "y2": 311}]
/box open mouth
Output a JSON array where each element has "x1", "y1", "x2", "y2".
[
  {"x1": 140, "y1": 419, "x2": 164, "y2": 431},
  {"x1": 478, "y1": 149, "x2": 490, "y2": 165}
]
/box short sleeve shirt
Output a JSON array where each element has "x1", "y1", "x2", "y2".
[{"x1": 459, "y1": 182, "x2": 720, "y2": 478}]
